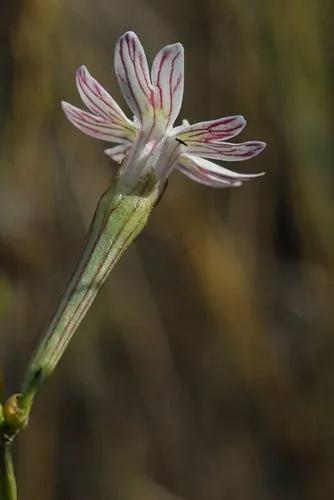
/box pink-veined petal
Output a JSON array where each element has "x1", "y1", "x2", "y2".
[
  {"x1": 76, "y1": 66, "x2": 134, "y2": 129},
  {"x1": 114, "y1": 31, "x2": 154, "y2": 123},
  {"x1": 177, "y1": 154, "x2": 265, "y2": 188},
  {"x1": 177, "y1": 163, "x2": 241, "y2": 188},
  {"x1": 174, "y1": 116, "x2": 246, "y2": 144},
  {"x1": 104, "y1": 143, "x2": 132, "y2": 164},
  {"x1": 186, "y1": 141, "x2": 266, "y2": 161},
  {"x1": 151, "y1": 42, "x2": 184, "y2": 128},
  {"x1": 61, "y1": 101, "x2": 133, "y2": 143}
]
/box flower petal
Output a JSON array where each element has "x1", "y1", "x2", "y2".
[
  {"x1": 61, "y1": 101, "x2": 133, "y2": 143},
  {"x1": 177, "y1": 153, "x2": 265, "y2": 188},
  {"x1": 177, "y1": 164, "x2": 240, "y2": 188},
  {"x1": 104, "y1": 143, "x2": 132, "y2": 164},
  {"x1": 151, "y1": 42, "x2": 184, "y2": 128},
  {"x1": 186, "y1": 141, "x2": 266, "y2": 161},
  {"x1": 76, "y1": 65, "x2": 134, "y2": 128},
  {"x1": 114, "y1": 31, "x2": 154, "y2": 123},
  {"x1": 174, "y1": 116, "x2": 246, "y2": 144}
]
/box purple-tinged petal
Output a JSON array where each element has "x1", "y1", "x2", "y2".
[
  {"x1": 177, "y1": 154, "x2": 265, "y2": 188},
  {"x1": 76, "y1": 66, "x2": 134, "y2": 128},
  {"x1": 61, "y1": 101, "x2": 133, "y2": 143},
  {"x1": 177, "y1": 163, "x2": 241, "y2": 188},
  {"x1": 114, "y1": 31, "x2": 154, "y2": 123},
  {"x1": 174, "y1": 116, "x2": 246, "y2": 144},
  {"x1": 151, "y1": 43, "x2": 184, "y2": 128},
  {"x1": 187, "y1": 141, "x2": 266, "y2": 161},
  {"x1": 104, "y1": 143, "x2": 132, "y2": 164}
]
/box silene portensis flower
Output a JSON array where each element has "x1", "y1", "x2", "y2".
[
  {"x1": 62, "y1": 31, "x2": 266, "y2": 192},
  {"x1": 21, "y1": 31, "x2": 266, "y2": 405},
  {"x1": 1, "y1": 32, "x2": 266, "y2": 498}
]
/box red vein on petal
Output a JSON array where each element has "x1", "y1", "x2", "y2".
[
  {"x1": 189, "y1": 142, "x2": 265, "y2": 159},
  {"x1": 167, "y1": 51, "x2": 180, "y2": 127},
  {"x1": 89, "y1": 80, "x2": 123, "y2": 122},
  {"x1": 127, "y1": 35, "x2": 150, "y2": 100},
  {"x1": 139, "y1": 53, "x2": 151, "y2": 91},
  {"x1": 78, "y1": 74, "x2": 130, "y2": 129},
  {"x1": 119, "y1": 36, "x2": 142, "y2": 122},
  {"x1": 65, "y1": 116, "x2": 125, "y2": 140},
  {"x1": 180, "y1": 119, "x2": 244, "y2": 142},
  {"x1": 65, "y1": 106, "x2": 133, "y2": 135},
  {"x1": 156, "y1": 50, "x2": 168, "y2": 109},
  {"x1": 77, "y1": 70, "x2": 111, "y2": 119}
]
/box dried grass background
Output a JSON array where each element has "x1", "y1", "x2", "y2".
[{"x1": 1, "y1": 0, "x2": 334, "y2": 499}]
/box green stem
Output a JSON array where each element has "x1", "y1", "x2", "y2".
[
  {"x1": 20, "y1": 173, "x2": 158, "y2": 414},
  {"x1": 0, "y1": 444, "x2": 17, "y2": 500}
]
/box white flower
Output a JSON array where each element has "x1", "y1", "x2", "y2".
[{"x1": 62, "y1": 31, "x2": 265, "y2": 191}]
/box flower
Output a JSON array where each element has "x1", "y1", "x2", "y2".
[{"x1": 62, "y1": 31, "x2": 265, "y2": 191}]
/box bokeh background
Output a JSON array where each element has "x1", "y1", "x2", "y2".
[{"x1": 1, "y1": 0, "x2": 334, "y2": 499}]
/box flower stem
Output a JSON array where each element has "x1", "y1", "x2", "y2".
[
  {"x1": 0, "y1": 444, "x2": 17, "y2": 500},
  {"x1": 20, "y1": 173, "x2": 158, "y2": 416}
]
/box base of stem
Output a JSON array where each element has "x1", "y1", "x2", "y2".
[{"x1": 0, "y1": 443, "x2": 17, "y2": 500}]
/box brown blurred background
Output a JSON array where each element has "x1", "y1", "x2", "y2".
[{"x1": 1, "y1": 0, "x2": 334, "y2": 499}]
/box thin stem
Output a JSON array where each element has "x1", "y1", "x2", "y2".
[{"x1": 0, "y1": 444, "x2": 17, "y2": 500}]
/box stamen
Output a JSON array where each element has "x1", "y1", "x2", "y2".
[{"x1": 175, "y1": 138, "x2": 187, "y2": 146}]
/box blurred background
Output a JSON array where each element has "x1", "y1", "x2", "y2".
[{"x1": 1, "y1": 0, "x2": 334, "y2": 499}]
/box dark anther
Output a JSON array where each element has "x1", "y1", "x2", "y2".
[{"x1": 175, "y1": 138, "x2": 187, "y2": 146}]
